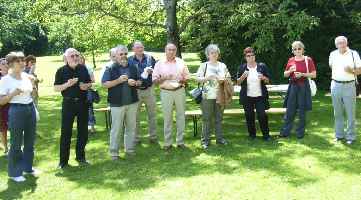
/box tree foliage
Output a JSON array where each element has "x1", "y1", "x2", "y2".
[
  {"x1": 184, "y1": 0, "x2": 361, "y2": 88},
  {"x1": 0, "y1": 0, "x2": 47, "y2": 56}
]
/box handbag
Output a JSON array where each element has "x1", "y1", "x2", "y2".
[
  {"x1": 190, "y1": 64, "x2": 208, "y2": 104},
  {"x1": 305, "y1": 56, "x2": 317, "y2": 96},
  {"x1": 87, "y1": 89, "x2": 100, "y2": 103},
  {"x1": 351, "y1": 51, "x2": 361, "y2": 96}
]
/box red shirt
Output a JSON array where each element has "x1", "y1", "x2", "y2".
[{"x1": 285, "y1": 56, "x2": 316, "y2": 85}]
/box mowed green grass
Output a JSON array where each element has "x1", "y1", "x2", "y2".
[{"x1": 1, "y1": 52, "x2": 361, "y2": 200}]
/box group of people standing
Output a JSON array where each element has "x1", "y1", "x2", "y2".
[{"x1": 1, "y1": 35, "x2": 360, "y2": 183}]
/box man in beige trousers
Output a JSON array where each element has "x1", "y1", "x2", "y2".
[{"x1": 152, "y1": 43, "x2": 190, "y2": 151}]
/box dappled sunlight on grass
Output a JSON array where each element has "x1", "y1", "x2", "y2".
[{"x1": 2, "y1": 54, "x2": 361, "y2": 199}]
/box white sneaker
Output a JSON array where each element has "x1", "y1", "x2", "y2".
[
  {"x1": 10, "y1": 176, "x2": 26, "y2": 182},
  {"x1": 346, "y1": 140, "x2": 353, "y2": 145},
  {"x1": 24, "y1": 168, "x2": 42, "y2": 176}
]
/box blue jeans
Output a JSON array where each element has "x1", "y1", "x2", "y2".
[
  {"x1": 331, "y1": 80, "x2": 356, "y2": 140},
  {"x1": 87, "y1": 90, "x2": 96, "y2": 126},
  {"x1": 88, "y1": 103, "x2": 96, "y2": 126},
  {"x1": 8, "y1": 103, "x2": 36, "y2": 177}
]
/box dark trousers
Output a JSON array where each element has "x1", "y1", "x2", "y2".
[
  {"x1": 280, "y1": 83, "x2": 307, "y2": 138},
  {"x1": 8, "y1": 103, "x2": 36, "y2": 177},
  {"x1": 242, "y1": 96, "x2": 269, "y2": 138},
  {"x1": 60, "y1": 99, "x2": 88, "y2": 165}
]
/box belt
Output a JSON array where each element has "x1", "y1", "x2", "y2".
[
  {"x1": 160, "y1": 86, "x2": 183, "y2": 91},
  {"x1": 63, "y1": 97, "x2": 85, "y2": 101},
  {"x1": 10, "y1": 102, "x2": 33, "y2": 107},
  {"x1": 332, "y1": 79, "x2": 355, "y2": 84},
  {"x1": 138, "y1": 87, "x2": 150, "y2": 90}
]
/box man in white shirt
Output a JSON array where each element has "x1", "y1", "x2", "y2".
[{"x1": 329, "y1": 36, "x2": 361, "y2": 144}]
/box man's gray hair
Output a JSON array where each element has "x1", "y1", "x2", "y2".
[
  {"x1": 205, "y1": 44, "x2": 220, "y2": 58},
  {"x1": 110, "y1": 47, "x2": 117, "y2": 56},
  {"x1": 335, "y1": 36, "x2": 348, "y2": 46},
  {"x1": 116, "y1": 45, "x2": 128, "y2": 53},
  {"x1": 133, "y1": 40, "x2": 144, "y2": 47},
  {"x1": 64, "y1": 48, "x2": 79, "y2": 57},
  {"x1": 165, "y1": 43, "x2": 177, "y2": 51}
]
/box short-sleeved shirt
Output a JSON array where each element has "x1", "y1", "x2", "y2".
[
  {"x1": 196, "y1": 61, "x2": 229, "y2": 99},
  {"x1": 329, "y1": 48, "x2": 361, "y2": 81},
  {"x1": 285, "y1": 56, "x2": 316, "y2": 85},
  {"x1": 101, "y1": 62, "x2": 139, "y2": 107},
  {"x1": 152, "y1": 57, "x2": 190, "y2": 90},
  {"x1": 54, "y1": 64, "x2": 91, "y2": 100},
  {"x1": 0, "y1": 72, "x2": 33, "y2": 104},
  {"x1": 128, "y1": 54, "x2": 156, "y2": 89}
]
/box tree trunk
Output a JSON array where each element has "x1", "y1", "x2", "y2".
[
  {"x1": 92, "y1": 49, "x2": 96, "y2": 69},
  {"x1": 163, "y1": 0, "x2": 182, "y2": 57}
]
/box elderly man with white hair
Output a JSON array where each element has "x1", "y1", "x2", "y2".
[
  {"x1": 329, "y1": 36, "x2": 361, "y2": 144},
  {"x1": 102, "y1": 45, "x2": 142, "y2": 160},
  {"x1": 128, "y1": 41, "x2": 158, "y2": 145},
  {"x1": 152, "y1": 43, "x2": 190, "y2": 152},
  {"x1": 54, "y1": 48, "x2": 92, "y2": 169}
]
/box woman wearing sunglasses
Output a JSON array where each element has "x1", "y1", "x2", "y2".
[
  {"x1": 237, "y1": 47, "x2": 271, "y2": 141},
  {"x1": 279, "y1": 41, "x2": 317, "y2": 139},
  {"x1": 0, "y1": 52, "x2": 39, "y2": 182}
]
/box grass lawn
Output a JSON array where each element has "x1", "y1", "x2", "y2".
[{"x1": 1, "y1": 52, "x2": 361, "y2": 200}]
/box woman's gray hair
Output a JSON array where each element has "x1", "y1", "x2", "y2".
[
  {"x1": 334, "y1": 36, "x2": 348, "y2": 46},
  {"x1": 205, "y1": 44, "x2": 220, "y2": 58},
  {"x1": 291, "y1": 41, "x2": 305, "y2": 50},
  {"x1": 116, "y1": 45, "x2": 128, "y2": 53}
]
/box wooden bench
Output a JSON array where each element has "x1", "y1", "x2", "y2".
[
  {"x1": 185, "y1": 108, "x2": 286, "y2": 137},
  {"x1": 94, "y1": 107, "x2": 111, "y2": 130}
]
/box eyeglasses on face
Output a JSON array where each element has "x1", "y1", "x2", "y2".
[
  {"x1": 14, "y1": 58, "x2": 25, "y2": 63},
  {"x1": 292, "y1": 48, "x2": 303, "y2": 51},
  {"x1": 70, "y1": 54, "x2": 80, "y2": 58}
]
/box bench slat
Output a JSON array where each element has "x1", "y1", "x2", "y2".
[{"x1": 185, "y1": 108, "x2": 286, "y2": 117}]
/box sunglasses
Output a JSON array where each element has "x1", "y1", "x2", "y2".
[
  {"x1": 292, "y1": 48, "x2": 302, "y2": 51},
  {"x1": 70, "y1": 54, "x2": 80, "y2": 58},
  {"x1": 119, "y1": 53, "x2": 128, "y2": 56},
  {"x1": 14, "y1": 58, "x2": 25, "y2": 63},
  {"x1": 246, "y1": 54, "x2": 255, "y2": 58}
]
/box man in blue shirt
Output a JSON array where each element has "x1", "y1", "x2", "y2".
[
  {"x1": 102, "y1": 45, "x2": 142, "y2": 160},
  {"x1": 128, "y1": 41, "x2": 158, "y2": 145}
]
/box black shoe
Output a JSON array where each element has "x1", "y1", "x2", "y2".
[
  {"x1": 76, "y1": 159, "x2": 90, "y2": 166},
  {"x1": 278, "y1": 134, "x2": 289, "y2": 138},
  {"x1": 177, "y1": 144, "x2": 187, "y2": 149},
  {"x1": 201, "y1": 143, "x2": 209, "y2": 149},
  {"x1": 164, "y1": 145, "x2": 173, "y2": 152},
  {"x1": 263, "y1": 136, "x2": 271, "y2": 141},
  {"x1": 296, "y1": 135, "x2": 304, "y2": 139},
  {"x1": 216, "y1": 139, "x2": 228, "y2": 145},
  {"x1": 57, "y1": 163, "x2": 70, "y2": 169},
  {"x1": 248, "y1": 136, "x2": 256, "y2": 140},
  {"x1": 149, "y1": 138, "x2": 158, "y2": 144},
  {"x1": 334, "y1": 138, "x2": 344, "y2": 142}
]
